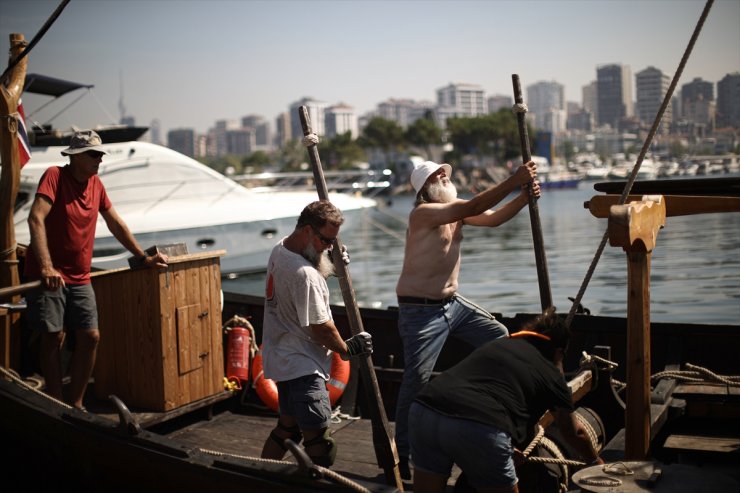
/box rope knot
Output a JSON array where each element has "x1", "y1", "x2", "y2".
[
  {"x1": 302, "y1": 133, "x2": 319, "y2": 147},
  {"x1": 512, "y1": 103, "x2": 528, "y2": 114}
]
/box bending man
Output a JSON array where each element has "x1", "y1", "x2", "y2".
[{"x1": 409, "y1": 308, "x2": 603, "y2": 492}]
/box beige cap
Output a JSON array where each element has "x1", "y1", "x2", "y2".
[{"x1": 61, "y1": 130, "x2": 108, "y2": 156}]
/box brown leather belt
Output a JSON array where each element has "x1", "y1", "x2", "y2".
[{"x1": 397, "y1": 295, "x2": 456, "y2": 305}]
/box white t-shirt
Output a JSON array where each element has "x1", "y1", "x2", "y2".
[{"x1": 262, "y1": 239, "x2": 333, "y2": 381}]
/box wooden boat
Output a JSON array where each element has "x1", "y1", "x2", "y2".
[{"x1": 2, "y1": 12, "x2": 739, "y2": 493}]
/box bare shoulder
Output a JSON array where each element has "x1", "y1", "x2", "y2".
[{"x1": 410, "y1": 200, "x2": 468, "y2": 228}]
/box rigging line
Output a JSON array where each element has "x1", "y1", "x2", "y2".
[
  {"x1": 89, "y1": 89, "x2": 118, "y2": 124},
  {"x1": 41, "y1": 89, "x2": 90, "y2": 125},
  {"x1": 565, "y1": 0, "x2": 715, "y2": 328},
  {"x1": 0, "y1": 0, "x2": 71, "y2": 87}
]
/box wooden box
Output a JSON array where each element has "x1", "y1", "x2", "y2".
[{"x1": 91, "y1": 251, "x2": 226, "y2": 411}]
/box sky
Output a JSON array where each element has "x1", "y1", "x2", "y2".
[{"x1": 1, "y1": 0, "x2": 738, "y2": 138}]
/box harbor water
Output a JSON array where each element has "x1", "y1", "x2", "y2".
[{"x1": 223, "y1": 179, "x2": 740, "y2": 325}]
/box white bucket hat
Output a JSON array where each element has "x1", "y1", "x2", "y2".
[{"x1": 410, "y1": 161, "x2": 452, "y2": 194}]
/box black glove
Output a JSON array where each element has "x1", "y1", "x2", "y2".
[{"x1": 342, "y1": 331, "x2": 372, "y2": 360}]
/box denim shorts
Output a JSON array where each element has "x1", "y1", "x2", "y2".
[
  {"x1": 25, "y1": 284, "x2": 98, "y2": 333},
  {"x1": 276, "y1": 374, "x2": 331, "y2": 431},
  {"x1": 409, "y1": 402, "x2": 517, "y2": 490}
]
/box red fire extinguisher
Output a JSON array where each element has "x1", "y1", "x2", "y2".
[{"x1": 225, "y1": 319, "x2": 255, "y2": 384}]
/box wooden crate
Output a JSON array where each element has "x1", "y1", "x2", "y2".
[{"x1": 91, "y1": 251, "x2": 226, "y2": 411}]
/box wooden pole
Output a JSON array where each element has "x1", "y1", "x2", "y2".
[
  {"x1": 0, "y1": 33, "x2": 29, "y2": 369},
  {"x1": 608, "y1": 196, "x2": 666, "y2": 460},
  {"x1": 511, "y1": 74, "x2": 552, "y2": 311},
  {"x1": 299, "y1": 106, "x2": 404, "y2": 490}
]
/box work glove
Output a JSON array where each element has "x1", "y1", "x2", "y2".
[{"x1": 342, "y1": 331, "x2": 372, "y2": 360}]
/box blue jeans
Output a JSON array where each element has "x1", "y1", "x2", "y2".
[
  {"x1": 394, "y1": 294, "x2": 508, "y2": 458},
  {"x1": 409, "y1": 402, "x2": 517, "y2": 490}
]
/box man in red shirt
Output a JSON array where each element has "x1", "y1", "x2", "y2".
[{"x1": 25, "y1": 130, "x2": 168, "y2": 411}]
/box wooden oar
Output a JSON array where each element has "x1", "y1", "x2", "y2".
[
  {"x1": 0, "y1": 280, "x2": 40, "y2": 300},
  {"x1": 512, "y1": 74, "x2": 553, "y2": 311},
  {"x1": 299, "y1": 107, "x2": 404, "y2": 491}
]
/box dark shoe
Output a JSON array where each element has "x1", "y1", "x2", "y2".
[{"x1": 398, "y1": 456, "x2": 411, "y2": 480}]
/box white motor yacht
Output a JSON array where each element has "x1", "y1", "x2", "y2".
[{"x1": 13, "y1": 141, "x2": 377, "y2": 275}]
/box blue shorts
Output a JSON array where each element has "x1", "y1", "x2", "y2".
[
  {"x1": 276, "y1": 374, "x2": 331, "y2": 431},
  {"x1": 409, "y1": 402, "x2": 517, "y2": 490},
  {"x1": 26, "y1": 284, "x2": 98, "y2": 333}
]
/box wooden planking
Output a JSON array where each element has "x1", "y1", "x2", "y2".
[{"x1": 664, "y1": 433, "x2": 740, "y2": 453}]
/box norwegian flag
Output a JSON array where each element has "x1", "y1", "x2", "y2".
[{"x1": 17, "y1": 99, "x2": 31, "y2": 167}]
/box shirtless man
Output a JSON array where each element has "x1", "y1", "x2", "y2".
[{"x1": 394, "y1": 160, "x2": 539, "y2": 479}]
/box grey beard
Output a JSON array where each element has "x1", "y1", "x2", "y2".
[
  {"x1": 427, "y1": 181, "x2": 458, "y2": 203},
  {"x1": 302, "y1": 243, "x2": 335, "y2": 279}
]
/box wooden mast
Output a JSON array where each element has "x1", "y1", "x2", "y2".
[
  {"x1": 0, "y1": 33, "x2": 29, "y2": 369},
  {"x1": 299, "y1": 106, "x2": 404, "y2": 491}
]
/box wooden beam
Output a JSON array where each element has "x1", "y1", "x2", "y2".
[
  {"x1": 585, "y1": 194, "x2": 740, "y2": 218},
  {"x1": 608, "y1": 196, "x2": 666, "y2": 460}
]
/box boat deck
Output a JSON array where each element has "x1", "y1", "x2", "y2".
[{"x1": 82, "y1": 386, "x2": 461, "y2": 492}]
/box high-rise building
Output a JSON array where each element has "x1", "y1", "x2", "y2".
[
  {"x1": 149, "y1": 119, "x2": 161, "y2": 145},
  {"x1": 596, "y1": 64, "x2": 633, "y2": 128},
  {"x1": 376, "y1": 99, "x2": 435, "y2": 128},
  {"x1": 526, "y1": 80, "x2": 565, "y2": 132},
  {"x1": 635, "y1": 66, "x2": 671, "y2": 133},
  {"x1": 582, "y1": 81, "x2": 598, "y2": 126},
  {"x1": 242, "y1": 115, "x2": 272, "y2": 151},
  {"x1": 681, "y1": 77, "x2": 714, "y2": 107},
  {"x1": 716, "y1": 72, "x2": 740, "y2": 128},
  {"x1": 488, "y1": 95, "x2": 512, "y2": 113},
  {"x1": 167, "y1": 128, "x2": 196, "y2": 158},
  {"x1": 325, "y1": 103, "x2": 358, "y2": 138},
  {"x1": 436, "y1": 83, "x2": 486, "y2": 128},
  {"x1": 289, "y1": 97, "x2": 328, "y2": 140},
  {"x1": 275, "y1": 112, "x2": 290, "y2": 148}
]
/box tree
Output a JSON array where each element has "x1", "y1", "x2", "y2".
[
  {"x1": 318, "y1": 132, "x2": 367, "y2": 169},
  {"x1": 357, "y1": 117, "x2": 405, "y2": 166},
  {"x1": 242, "y1": 151, "x2": 272, "y2": 172},
  {"x1": 445, "y1": 109, "x2": 524, "y2": 165},
  {"x1": 405, "y1": 117, "x2": 442, "y2": 160}
]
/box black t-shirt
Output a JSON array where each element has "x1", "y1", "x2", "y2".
[{"x1": 415, "y1": 337, "x2": 573, "y2": 446}]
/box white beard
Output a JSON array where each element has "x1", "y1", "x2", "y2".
[
  {"x1": 427, "y1": 180, "x2": 458, "y2": 203},
  {"x1": 302, "y1": 243, "x2": 335, "y2": 279}
]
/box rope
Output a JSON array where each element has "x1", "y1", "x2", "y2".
[
  {"x1": 198, "y1": 447, "x2": 372, "y2": 492},
  {"x1": 521, "y1": 424, "x2": 545, "y2": 458},
  {"x1": 651, "y1": 363, "x2": 740, "y2": 386},
  {"x1": 565, "y1": 0, "x2": 715, "y2": 328},
  {"x1": 222, "y1": 315, "x2": 259, "y2": 359},
  {"x1": 511, "y1": 103, "x2": 528, "y2": 114},
  {"x1": 302, "y1": 133, "x2": 320, "y2": 147},
  {"x1": 0, "y1": 364, "x2": 71, "y2": 408},
  {"x1": 0, "y1": 243, "x2": 18, "y2": 259},
  {"x1": 365, "y1": 216, "x2": 406, "y2": 243},
  {"x1": 330, "y1": 405, "x2": 361, "y2": 424}
]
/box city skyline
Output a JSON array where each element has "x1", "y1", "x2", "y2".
[{"x1": 1, "y1": 0, "x2": 738, "y2": 137}]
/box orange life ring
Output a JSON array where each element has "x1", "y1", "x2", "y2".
[{"x1": 251, "y1": 346, "x2": 350, "y2": 412}]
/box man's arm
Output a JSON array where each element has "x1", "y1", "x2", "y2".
[
  {"x1": 28, "y1": 195, "x2": 64, "y2": 289},
  {"x1": 464, "y1": 181, "x2": 541, "y2": 227},
  {"x1": 310, "y1": 320, "x2": 372, "y2": 360},
  {"x1": 310, "y1": 320, "x2": 350, "y2": 358},
  {"x1": 411, "y1": 162, "x2": 537, "y2": 228},
  {"x1": 554, "y1": 408, "x2": 603, "y2": 465},
  {"x1": 101, "y1": 206, "x2": 168, "y2": 267}
]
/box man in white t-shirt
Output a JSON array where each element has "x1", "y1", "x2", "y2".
[{"x1": 260, "y1": 200, "x2": 372, "y2": 467}]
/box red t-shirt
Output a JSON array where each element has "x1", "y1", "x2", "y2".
[{"x1": 25, "y1": 165, "x2": 112, "y2": 285}]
